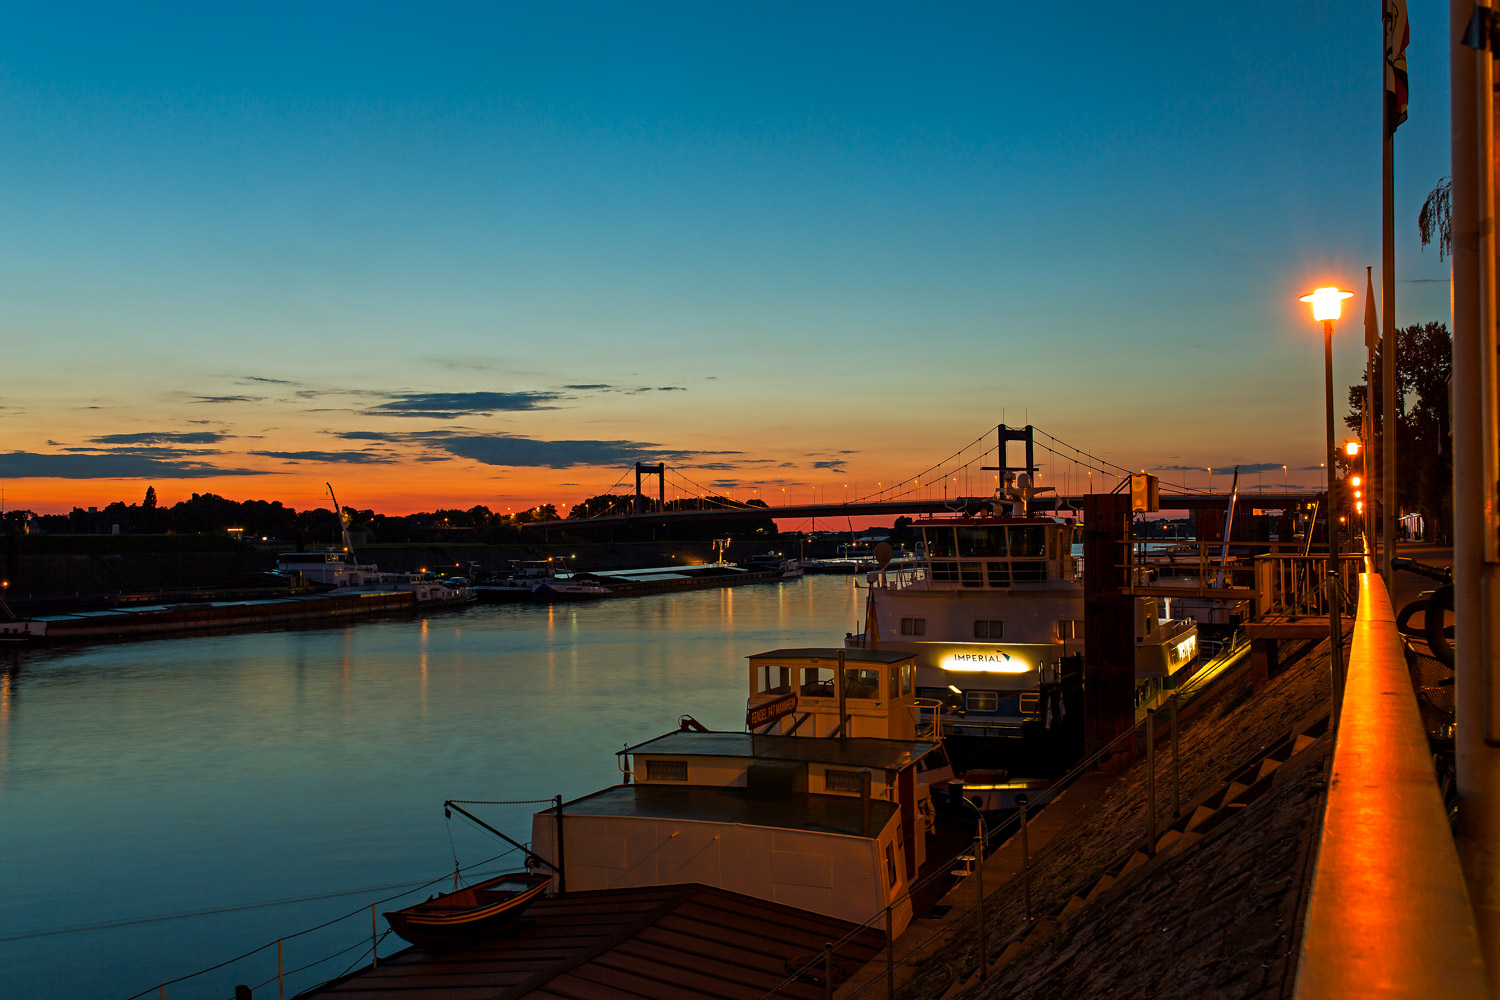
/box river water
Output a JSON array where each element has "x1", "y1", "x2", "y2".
[{"x1": 0, "y1": 575, "x2": 861, "y2": 1000}]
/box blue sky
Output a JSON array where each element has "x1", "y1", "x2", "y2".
[{"x1": 0, "y1": 2, "x2": 1456, "y2": 513}]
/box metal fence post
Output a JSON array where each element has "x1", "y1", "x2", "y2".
[
  {"x1": 974, "y1": 829, "x2": 987, "y2": 982},
  {"x1": 1017, "y1": 794, "x2": 1032, "y2": 925},
  {"x1": 823, "y1": 941, "x2": 834, "y2": 1000},
  {"x1": 1170, "y1": 693, "x2": 1181, "y2": 820},
  {"x1": 1146, "y1": 708, "x2": 1157, "y2": 855},
  {"x1": 886, "y1": 902, "x2": 895, "y2": 999}
]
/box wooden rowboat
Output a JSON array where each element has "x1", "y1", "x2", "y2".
[{"x1": 384, "y1": 871, "x2": 550, "y2": 949}]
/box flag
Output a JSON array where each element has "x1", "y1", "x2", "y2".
[
  {"x1": 1364, "y1": 265, "x2": 1379, "y2": 350},
  {"x1": 1385, "y1": 0, "x2": 1409, "y2": 133}
]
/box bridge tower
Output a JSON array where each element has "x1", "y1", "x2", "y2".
[
  {"x1": 980, "y1": 424, "x2": 1037, "y2": 492},
  {"x1": 634, "y1": 462, "x2": 665, "y2": 515}
]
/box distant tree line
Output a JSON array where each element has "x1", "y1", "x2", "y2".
[{"x1": 0, "y1": 491, "x2": 572, "y2": 546}]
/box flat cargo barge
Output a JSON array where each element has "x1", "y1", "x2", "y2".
[{"x1": 9, "y1": 589, "x2": 417, "y2": 642}]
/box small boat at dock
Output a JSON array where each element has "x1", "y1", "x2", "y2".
[{"x1": 383, "y1": 871, "x2": 550, "y2": 950}]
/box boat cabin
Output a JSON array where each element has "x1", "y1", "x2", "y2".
[
  {"x1": 913, "y1": 516, "x2": 1080, "y2": 590},
  {"x1": 528, "y1": 727, "x2": 944, "y2": 937},
  {"x1": 747, "y1": 647, "x2": 920, "y2": 741}
]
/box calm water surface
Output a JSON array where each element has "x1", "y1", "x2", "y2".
[{"x1": 0, "y1": 575, "x2": 860, "y2": 999}]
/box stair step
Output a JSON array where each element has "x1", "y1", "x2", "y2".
[
  {"x1": 1223, "y1": 781, "x2": 1250, "y2": 803},
  {"x1": 1155, "y1": 829, "x2": 1182, "y2": 853},
  {"x1": 1293, "y1": 733, "x2": 1318, "y2": 755},
  {"x1": 1120, "y1": 850, "x2": 1150, "y2": 876},
  {"x1": 1256, "y1": 758, "x2": 1282, "y2": 781},
  {"x1": 1177, "y1": 831, "x2": 1202, "y2": 849},
  {"x1": 997, "y1": 940, "x2": 1026, "y2": 965},
  {"x1": 1085, "y1": 874, "x2": 1116, "y2": 901},
  {"x1": 1187, "y1": 805, "x2": 1217, "y2": 830},
  {"x1": 1061, "y1": 895, "x2": 1087, "y2": 917}
]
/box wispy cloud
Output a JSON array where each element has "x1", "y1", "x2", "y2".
[
  {"x1": 368, "y1": 391, "x2": 566, "y2": 418},
  {"x1": 92, "y1": 431, "x2": 228, "y2": 445},
  {"x1": 250, "y1": 450, "x2": 395, "y2": 464},
  {"x1": 191, "y1": 395, "x2": 265, "y2": 404},
  {"x1": 0, "y1": 452, "x2": 265, "y2": 479},
  {"x1": 813, "y1": 460, "x2": 848, "y2": 471}
]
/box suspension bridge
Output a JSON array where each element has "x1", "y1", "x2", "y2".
[{"x1": 520, "y1": 423, "x2": 1324, "y2": 532}]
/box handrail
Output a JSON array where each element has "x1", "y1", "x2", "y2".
[{"x1": 1293, "y1": 562, "x2": 1487, "y2": 999}]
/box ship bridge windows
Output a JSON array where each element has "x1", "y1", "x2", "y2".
[
  {"x1": 1011, "y1": 561, "x2": 1047, "y2": 583},
  {"x1": 900, "y1": 617, "x2": 927, "y2": 636},
  {"x1": 845, "y1": 668, "x2": 881, "y2": 700},
  {"x1": 756, "y1": 664, "x2": 792, "y2": 696},
  {"x1": 986, "y1": 562, "x2": 1010, "y2": 587},
  {"x1": 972, "y1": 619, "x2": 1004, "y2": 639},
  {"x1": 956, "y1": 526, "x2": 1005, "y2": 557},
  {"x1": 959, "y1": 562, "x2": 984, "y2": 588},
  {"x1": 801, "y1": 666, "x2": 836, "y2": 697},
  {"x1": 1007, "y1": 526, "x2": 1046, "y2": 557},
  {"x1": 924, "y1": 527, "x2": 958, "y2": 558}
]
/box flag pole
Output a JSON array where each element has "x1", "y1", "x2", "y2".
[{"x1": 1380, "y1": 13, "x2": 1398, "y2": 582}]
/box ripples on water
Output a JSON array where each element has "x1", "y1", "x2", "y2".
[{"x1": 0, "y1": 576, "x2": 859, "y2": 1000}]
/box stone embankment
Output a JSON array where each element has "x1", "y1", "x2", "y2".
[{"x1": 863, "y1": 635, "x2": 1338, "y2": 1000}]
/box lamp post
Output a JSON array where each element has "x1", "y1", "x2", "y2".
[{"x1": 1299, "y1": 285, "x2": 1353, "y2": 715}]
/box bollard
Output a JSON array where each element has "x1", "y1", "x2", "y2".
[
  {"x1": 886, "y1": 903, "x2": 896, "y2": 999},
  {"x1": 1146, "y1": 708, "x2": 1157, "y2": 856},
  {"x1": 372, "y1": 904, "x2": 379, "y2": 970},
  {"x1": 823, "y1": 941, "x2": 834, "y2": 1000},
  {"x1": 278, "y1": 938, "x2": 284, "y2": 1000},
  {"x1": 234, "y1": 987, "x2": 251, "y2": 1000},
  {"x1": 1170, "y1": 694, "x2": 1181, "y2": 820},
  {"x1": 974, "y1": 829, "x2": 987, "y2": 982},
  {"x1": 1017, "y1": 794, "x2": 1031, "y2": 925}
]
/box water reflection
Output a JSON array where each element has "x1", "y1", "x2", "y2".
[{"x1": 0, "y1": 577, "x2": 860, "y2": 1000}]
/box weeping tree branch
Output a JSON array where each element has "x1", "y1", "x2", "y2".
[{"x1": 1418, "y1": 176, "x2": 1451, "y2": 260}]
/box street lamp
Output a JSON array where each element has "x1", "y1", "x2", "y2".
[{"x1": 1299, "y1": 284, "x2": 1353, "y2": 715}]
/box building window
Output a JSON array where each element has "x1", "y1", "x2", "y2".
[
  {"x1": 965, "y1": 690, "x2": 1000, "y2": 712},
  {"x1": 973, "y1": 619, "x2": 1004, "y2": 640},
  {"x1": 825, "y1": 769, "x2": 864, "y2": 793},
  {"x1": 900, "y1": 617, "x2": 926, "y2": 636},
  {"x1": 645, "y1": 760, "x2": 688, "y2": 782}
]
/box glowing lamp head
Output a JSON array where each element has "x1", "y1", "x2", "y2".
[
  {"x1": 1344, "y1": 440, "x2": 1361, "y2": 457},
  {"x1": 1350, "y1": 475, "x2": 1361, "y2": 487},
  {"x1": 1299, "y1": 286, "x2": 1354, "y2": 322}
]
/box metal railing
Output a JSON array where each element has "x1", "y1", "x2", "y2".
[
  {"x1": 756, "y1": 639, "x2": 1258, "y2": 1000},
  {"x1": 1292, "y1": 565, "x2": 1487, "y2": 999}
]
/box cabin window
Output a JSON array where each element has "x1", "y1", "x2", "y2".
[
  {"x1": 1056, "y1": 619, "x2": 1083, "y2": 640},
  {"x1": 924, "y1": 527, "x2": 958, "y2": 558},
  {"x1": 888, "y1": 665, "x2": 901, "y2": 698},
  {"x1": 956, "y1": 526, "x2": 1004, "y2": 557},
  {"x1": 845, "y1": 668, "x2": 881, "y2": 700},
  {"x1": 756, "y1": 664, "x2": 792, "y2": 695},
  {"x1": 645, "y1": 760, "x2": 688, "y2": 782},
  {"x1": 965, "y1": 690, "x2": 1000, "y2": 712},
  {"x1": 900, "y1": 617, "x2": 926, "y2": 636},
  {"x1": 986, "y1": 561, "x2": 1010, "y2": 587},
  {"x1": 972, "y1": 619, "x2": 1004, "y2": 640},
  {"x1": 1019, "y1": 692, "x2": 1040, "y2": 714},
  {"x1": 802, "y1": 666, "x2": 836, "y2": 697},
  {"x1": 959, "y1": 562, "x2": 984, "y2": 588},
  {"x1": 1008, "y1": 526, "x2": 1046, "y2": 557},
  {"x1": 825, "y1": 769, "x2": 864, "y2": 793},
  {"x1": 901, "y1": 663, "x2": 914, "y2": 695},
  {"x1": 884, "y1": 842, "x2": 899, "y2": 888}
]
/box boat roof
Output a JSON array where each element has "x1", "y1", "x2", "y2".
[
  {"x1": 560, "y1": 784, "x2": 899, "y2": 837},
  {"x1": 303, "y1": 884, "x2": 884, "y2": 999},
  {"x1": 746, "y1": 647, "x2": 915, "y2": 663},
  {"x1": 622, "y1": 730, "x2": 938, "y2": 770}
]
